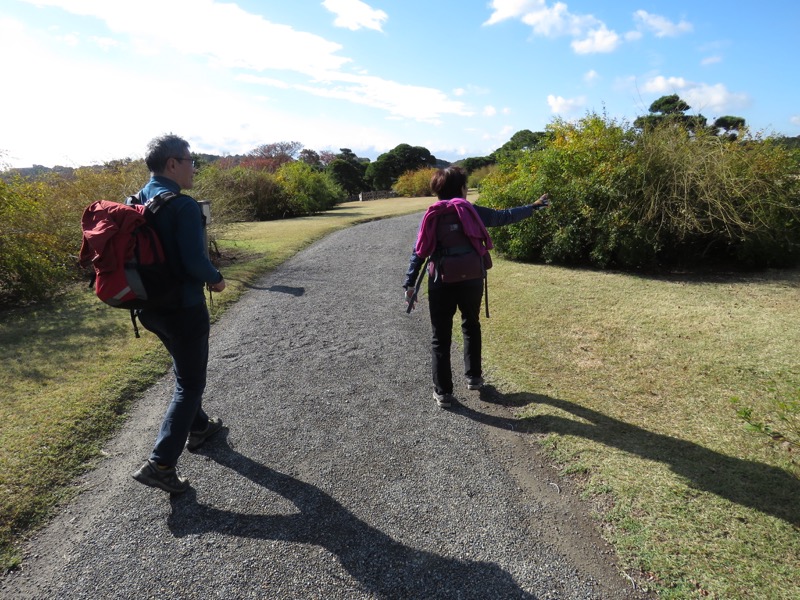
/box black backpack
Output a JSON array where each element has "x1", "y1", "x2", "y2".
[{"x1": 430, "y1": 211, "x2": 492, "y2": 283}]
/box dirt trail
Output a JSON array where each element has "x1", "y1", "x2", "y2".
[{"x1": 2, "y1": 213, "x2": 649, "y2": 599}]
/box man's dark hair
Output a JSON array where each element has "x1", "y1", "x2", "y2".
[
  {"x1": 430, "y1": 166, "x2": 468, "y2": 200},
  {"x1": 145, "y1": 134, "x2": 190, "y2": 174}
]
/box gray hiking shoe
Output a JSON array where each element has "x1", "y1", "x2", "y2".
[
  {"x1": 186, "y1": 417, "x2": 223, "y2": 451},
  {"x1": 132, "y1": 460, "x2": 189, "y2": 494},
  {"x1": 433, "y1": 391, "x2": 455, "y2": 408},
  {"x1": 466, "y1": 376, "x2": 484, "y2": 390}
]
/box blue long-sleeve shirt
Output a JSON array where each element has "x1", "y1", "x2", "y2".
[
  {"x1": 403, "y1": 202, "x2": 540, "y2": 289},
  {"x1": 139, "y1": 176, "x2": 223, "y2": 308}
]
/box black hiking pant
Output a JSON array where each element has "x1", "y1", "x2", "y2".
[{"x1": 427, "y1": 278, "x2": 484, "y2": 395}]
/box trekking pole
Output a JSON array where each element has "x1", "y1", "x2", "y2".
[{"x1": 406, "y1": 257, "x2": 430, "y2": 314}]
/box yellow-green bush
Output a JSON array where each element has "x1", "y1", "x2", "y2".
[
  {"x1": 467, "y1": 165, "x2": 496, "y2": 190},
  {"x1": 0, "y1": 161, "x2": 148, "y2": 305},
  {"x1": 275, "y1": 161, "x2": 344, "y2": 216},
  {"x1": 0, "y1": 179, "x2": 65, "y2": 304},
  {"x1": 195, "y1": 161, "x2": 344, "y2": 222},
  {"x1": 480, "y1": 113, "x2": 800, "y2": 269},
  {"x1": 393, "y1": 167, "x2": 436, "y2": 197}
]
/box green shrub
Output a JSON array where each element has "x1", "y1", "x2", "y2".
[
  {"x1": 467, "y1": 165, "x2": 496, "y2": 190},
  {"x1": 275, "y1": 161, "x2": 344, "y2": 215},
  {"x1": 0, "y1": 179, "x2": 66, "y2": 304},
  {"x1": 0, "y1": 161, "x2": 150, "y2": 305},
  {"x1": 196, "y1": 161, "x2": 344, "y2": 222},
  {"x1": 479, "y1": 112, "x2": 800, "y2": 270},
  {"x1": 635, "y1": 126, "x2": 800, "y2": 267},
  {"x1": 393, "y1": 167, "x2": 436, "y2": 197},
  {"x1": 194, "y1": 165, "x2": 287, "y2": 222}
]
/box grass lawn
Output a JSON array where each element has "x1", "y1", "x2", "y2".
[
  {"x1": 481, "y1": 262, "x2": 800, "y2": 598},
  {"x1": 1, "y1": 194, "x2": 798, "y2": 598}
]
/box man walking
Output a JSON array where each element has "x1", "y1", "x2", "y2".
[{"x1": 132, "y1": 134, "x2": 226, "y2": 494}]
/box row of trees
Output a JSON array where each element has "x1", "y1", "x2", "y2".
[
  {"x1": 190, "y1": 142, "x2": 445, "y2": 197},
  {"x1": 2, "y1": 94, "x2": 800, "y2": 306}
]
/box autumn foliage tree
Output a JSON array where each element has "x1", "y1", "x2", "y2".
[{"x1": 241, "y1": 141, "x2": 303, "y2": 172}]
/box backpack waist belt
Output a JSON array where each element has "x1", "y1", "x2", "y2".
[{"x1": 439, "y1": 244, "x2": 474, "y2": 256}]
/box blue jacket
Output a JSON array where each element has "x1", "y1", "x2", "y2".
[{"x1": 138, "y1": 176, "x2": 223, "y2": 308}]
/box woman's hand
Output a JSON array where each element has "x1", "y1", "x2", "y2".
[
  {"x1": 404, "y1": 287, "x2": 416, "y2": 310},
  {"x1": 534, "y1": 193, "x2": 550, "y2": 208}
]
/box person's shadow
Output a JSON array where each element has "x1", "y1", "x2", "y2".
[
  {"x1": 457, "y1": 388, "x2": 800, "y2": 528},
  {"x1": 168, "y1": 431, "x2": 536, "y2": 599}
]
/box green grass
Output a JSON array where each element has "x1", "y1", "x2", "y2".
[
  {"x1": 0, "y1": 197, "x2": 432, "y2": 571},
  {"x1": 2, "y1": 195, "x2": 799, "y2": 598},
  {"x1": 480, "y1": 262, "x2": 800, "y2": 598}
]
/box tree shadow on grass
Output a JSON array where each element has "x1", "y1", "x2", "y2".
[
  {"x1": 456, "y1": 388, "x2": 800, "y2": 528},
  {"x1": 168, "y1": 431, "x2": 535, "y2": 599}
]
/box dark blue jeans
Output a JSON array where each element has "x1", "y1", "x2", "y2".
[
  {"x1": 137, "y1": 303, "x2": 211, "y2": 467},
  {"x1": 427, "y1": 279, "x2": 484, "y2": 395}
]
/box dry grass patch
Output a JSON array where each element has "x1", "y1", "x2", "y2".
[{"x1": 481, "y1": 260, "x2": 800, "y2": 598}]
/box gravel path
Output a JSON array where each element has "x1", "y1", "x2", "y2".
[{"x1": 2, "y1": 213, "x2": 650, "y2": 599}]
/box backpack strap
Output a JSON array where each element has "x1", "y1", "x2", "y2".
[
  {"x1": 484, "y1": 273, "x2": 489, "y2": 318},
  {"x1": 144, "y1": 191, "x2": 178, "y2": 215},
  {"x1": 125, "y1": 191, "x2": 145, "y2": 206},
  {"x1": 130, "y1": 309, "x2": 141, "y2": 338}
]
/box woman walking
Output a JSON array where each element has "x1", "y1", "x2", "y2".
[{"x1": 403, "y1": 166, "x2": 550, "y2": 408}]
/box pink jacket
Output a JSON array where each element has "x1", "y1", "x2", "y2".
[{"x1": 414, "y1": 198, "x2": 493, "y2": 258}]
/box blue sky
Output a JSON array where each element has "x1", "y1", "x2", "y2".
[{"x1": 1, "y1": 0, "x2": 798, "y2": 169}]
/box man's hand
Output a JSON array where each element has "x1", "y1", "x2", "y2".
[{"x1": 208, "y1": 278, "x2": 226, "y2": 293}]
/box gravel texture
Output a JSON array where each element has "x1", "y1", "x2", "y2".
[{"x1": 2, "y1": 213, "x2": 651, "y2": 599}]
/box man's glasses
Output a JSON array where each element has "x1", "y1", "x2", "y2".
[{"x1": 173, "y1": 157, "x2": 195, "y2": 167}]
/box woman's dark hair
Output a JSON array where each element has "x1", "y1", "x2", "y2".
[
  {"x1": 145, "y1": 134, "x2": 190, "y2": 174},
  {"x1": 430, "y1": 166, "x2": 468, "y2": 200}
]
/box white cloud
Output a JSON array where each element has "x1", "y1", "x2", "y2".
[
  {"x1": 22, "y1": 0, "x2": 351, "y2": 75},
  {"x1": 791, "y1": 116, "x2": 800, "y2": 126},
  {"x1": 12, "y1": 0, "x2": 469, "y2": 126},
  {"x1": 643, "y1": 75, "x2": 689, "y2": 93},
  {"x1": 484, "y1": 0, "x2": 620, "y2": 55},
  {"x1": 683, "y1": 84, "x2": 750, "y2": 115},
  {"x1": 90, "y1": 36, "x2": 119, "y2": 51},
  {"x1": 547, "y1": 94, "x2": 586, "y2": 115},
  {"x1": 483, "y1": 105, "x2": 498, "y2": 117},
  {"x1": 57, "y1": 32, "x2": 80, "y2": 46},
  {"x1": 642, "y1": 75, "x2": 750, "y2": 114},
  {"x1": 701, "y1": 55, "x2": 722, "y2": 66},
  {"x1": 633, "y1": 10, "x2": 693, "y2": 38},
  {"x1": 584, "y1": 69, "x2": 600, "y2": 84},
  {"x1": 572, "y1": 26, "x2": 620, "y2": 54},
  {"x1": 1, "y1": 5, "x2": 474, "y2": 167},
  {"x1": 483, "y1": 0, "x2": 545, "y2": 26},
  {"x1": 322, "y1": 0, "x2": 388, "y2": 32},
  {"x1": 240, "y1": 70, "x2": 473, "y2": 123}
]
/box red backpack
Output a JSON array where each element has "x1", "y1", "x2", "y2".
[{"x1": 79, "y1": 192, "x2": 181, "y2": 336}]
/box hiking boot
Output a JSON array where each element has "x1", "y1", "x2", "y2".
[
  {"x1": 433, "y1": 391, "x2": 455, "y2": 408},
  {"x1": 466, "y1": 376, "x2": 484, "y2": 390},
  {"x1": 186, "y1": 417, "x2": 224, "y2": 451},
  {"x1": 132, "y1": 460, "x2": 189, "y2": 494}
]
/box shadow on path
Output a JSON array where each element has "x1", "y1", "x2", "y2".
[
  {"x1": 455, "y1": 388, "x2": 799, "y2": 528},
  {"x1": 168, "y1": 431, "x2": 535, "y2": 599}
]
